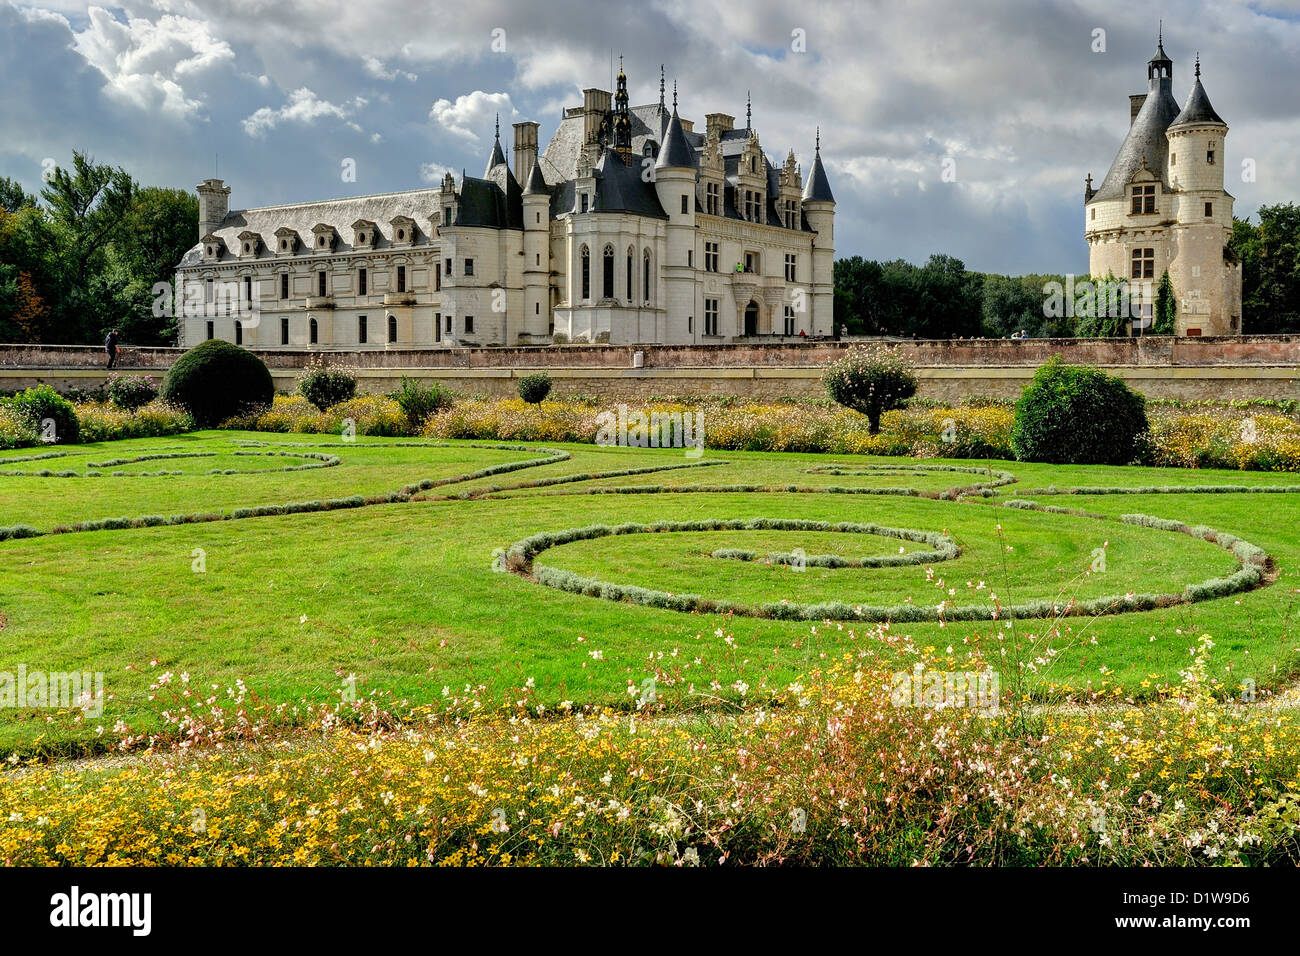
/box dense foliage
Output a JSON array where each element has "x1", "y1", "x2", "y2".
[
  {"x1": 1231, "y1": 203, "x2": 1300, "y2": 333},
  {"x1": 160, "y1": 340, "x2": 273, "y2": 425},
  {"x1": 1011, "y1": 358, "x2": 1149, "y2": 465},
  {"x1": 7, "y1": 384, "x2": 79, "y2": 444},
  {"x1": 394, "y1": 376, "x2": 454, "y2": 427},
  {"x1": 0, "y1": 155, "x2": 197, "y2": 346}
]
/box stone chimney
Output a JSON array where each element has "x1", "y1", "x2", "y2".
[
  {"x1": 196, "y1": 178, "x2": 230, "y2": 240},
  {"x1": 1129, "y1": 93, "x2": 1147, "y2": 127},
  {"x1": 705, "y1": 113, "x2": 735, "y2": 141},
  {"x1": 513, "y1": 121, "x2": 539, "y2": 183},
  {"x1": 582, "y1": 88, "x2": 611, "y2": 144}
]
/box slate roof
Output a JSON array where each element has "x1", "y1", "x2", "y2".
[
  {"x1": 1170, "y1": 76, "x2": 1225, "y2": 128},
  {"x1": 803, "y1": 149, "x2": 835, "y2": 203},
  {"x1": 1091, "y1": 76, "x2": 1181, "y2": 202},
  {"x1": 593, "y1": 149, "x2": 667, "y2": 218},
  {"x1": 655, "y1": 108, "x2": 695, "y2": 169},
  {"x1": 177, "y1": 187, "x2": 443, "y2": 267}
]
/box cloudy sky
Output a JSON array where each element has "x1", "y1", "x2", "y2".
[{"x1": 1, "y1": 0, "x2": 1297, "y2": 275}]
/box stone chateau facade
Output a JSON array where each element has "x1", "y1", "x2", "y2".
[
  {"x1": 1084, "y1": 34, "x2": 1242, "y2": 335},
  {"x1": 174, "y1": 66, "x2": 835, "y2": 350}
]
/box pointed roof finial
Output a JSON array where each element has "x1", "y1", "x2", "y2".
[
  {"x1": 618, "y1": 54, "x2": 624, "y2": 76},
  {"x1": 659, "y1": 65, "x2": 665, "y2": 108},
  {"x1": 1195, "y1": 52, "x2": 1201, "y2": 78},
  {"x1": 746, "y1": 90, "x2": 752, "y2": 131},
  {"x1": 672, "y1": 79, "x2": 677, "y2": 109},
  {"x1": 1158, "y1": 20, "x2": 1163, "y2": 46},
  {"x1": 495, "y1": 113, "x2": 500, "y2": 140},
  {"x1": 815, "y1": 126, "x2": 821, "y2": 152}
]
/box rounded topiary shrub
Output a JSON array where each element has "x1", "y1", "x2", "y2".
[
  {"x1": 10, "y1": 384, "x2": 79, "y2": 444},
  {"x1": 297, "y1": 361, "x2": 357, "y2": 411},
  {"x1": 1011, "y1": 358, "x2": 1149, "y2": 465},
  {"x1": 161, "y1": 340, "x2": 274, "y2": 426},
  {"x1": 518, "y1": 372, "x2": 552, "y2": 405},
  {"x1": 823, "y1": 344, "x2": 917, "y2": 433}
]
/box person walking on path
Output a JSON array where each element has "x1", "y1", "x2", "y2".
[{"x1": 105, "y1": 329, "x2": 119, "y2": 369}]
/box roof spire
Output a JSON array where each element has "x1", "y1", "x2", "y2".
[
  {"x1": 1195, "y1": 52, "x2": 1201, "y2": 78},
  {"x1": 659, "y1": 64, "x2": 665, "y2": 108},
  {"x1": 815, "y1": 126, "x2": 820, "y2": 152},
  {"x1": 746, "y1": 91, "x2": 751, "y2": 131},
  {"x1": 672, "y1": 79, "x2": 677, "y2": 109}
]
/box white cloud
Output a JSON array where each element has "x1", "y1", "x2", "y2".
[
  {"x1": 363, "y1": 55, "x2": 416, "y2": 82},
  {"x1": 429, "y1": 90, "x2": 513, "y2": 142},
  {"x1": 68, "y1": 6, "x2": 234, "y2": 119},
  {"x1": 241, "y1": 87, "x2": 365, "y2": 138},
  {"x1": 420, "y1": 162, "x2": 455, "y2": 183}
]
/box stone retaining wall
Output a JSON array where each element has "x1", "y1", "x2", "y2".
[{"x1": 3, "y1": 337, "x2": 1299, "y2": 402}]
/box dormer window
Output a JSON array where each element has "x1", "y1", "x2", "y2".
[
  {"x1": 274, "y1": 227, "x2": 300, "y2": 255},
  {"x1": 352, "y1": 219, "x2": 377, "y2": 249},
  {"x1": 201, "y1": 233, "x2": 225, "y2": 261},
  {"x1": 1130, "y1": 183, "x2": 1156, "y2": 215},
  {"x1": 311, "y1": 224, "x2": 337, "y2": 251},
  {"x1": 389, "y1": 216, "x2": 415, "y2": 247},
  {"x1": 236, "y1": 231, "x2": 262, "y2": 258}
]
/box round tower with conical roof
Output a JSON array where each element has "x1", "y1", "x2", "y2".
[
  {"x1": 802, "y1": 129, "x2": 836, "y2": 337},
  {"x1": 522, "y1": 161, "x2": 552, "y2": 342},
  {"x1": 653, "y1": 89, "x2": 698, "y2": 343},
  {"x1": 1084, "y1": 35, "x2": 1242, "y2": 335},
  {"x1": 1165, "y1": 56, "x2": 1240, "y2": 335}
]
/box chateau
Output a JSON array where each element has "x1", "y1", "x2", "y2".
[
  {"x1": 174, "y1": 66, "x2": 835, "y2": 349},
  {"x1": 1084, "y1": 34, "x2": 1242, "y2": 335}
]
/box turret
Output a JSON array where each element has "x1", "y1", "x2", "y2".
[
  {"x1": 653, "y1": 90, "x2": 697, "y2": 342},
  {"x1": 802, "y1": 130, "x2": 835, "y2": 336},
  {"x1": 1165, "y1": 56, "x2": 1237, "y2": 335},
  {"x1": 522, "y1": 161, "x2": 551, "y2": 341}
]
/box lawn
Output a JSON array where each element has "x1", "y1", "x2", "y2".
[{"x1": 2, "y1": 430, "x2": 1298, "y2": 757}]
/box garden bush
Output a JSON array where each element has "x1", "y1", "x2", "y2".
[
  {"x1": 1011, "y1": 358, "x2": 1149, "y2": 465},
  {"x1": 9, "y1": 384, "x2": 79, "y2": 444},
  {"x1": 823, "y1": 344, "x2": 917, "y2": 433},
  {"x1": 0, "y1": 404, "x2": 40, "y2": 449},
  {"x1": 161, "y1": 340, "x2": 274, "y2": 426},
  {"x1": 105, "y1": 374, "x2": 159, "y2": 411},
  {"x1": 297, "y1": 360, "x2": 357, "y2": 411},
  {"x1": 394, "y1": 377, "x2": 454, "y2": 428},
  {"x1": 518, "y1": 372, "x2": 553, "y2": 405}
]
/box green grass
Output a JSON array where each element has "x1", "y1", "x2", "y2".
[{"x1": 2, "y1": 430, "x2": 1299, "y2": 757}]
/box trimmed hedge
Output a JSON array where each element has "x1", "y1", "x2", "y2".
[{"x1": 161, "y1": 340, "x2": 274, "y2": 426}]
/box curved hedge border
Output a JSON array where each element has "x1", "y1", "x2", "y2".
[
  {"x1": 0, "y1": 449, "x2": 341, "y2": 478},
  {"x1": 505, "y1": 507, "x2": 1270, "y2": 622}
]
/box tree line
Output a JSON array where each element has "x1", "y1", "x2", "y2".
[{"x1": 0, "y1": 152, "x2": 197, "y2": 347}]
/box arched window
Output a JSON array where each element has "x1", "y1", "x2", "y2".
[
  {"x1": 643, "y1": 249, "x2": 651, "y2": 303},
  {"x1": 309, "y1": 317, "x2": 318, "y2": 344},
  {"x1": 602, "y1": 245, "x2": 615, "y2": 299},
  {"x1": 234, "y1": 320, "x2": 243, "y2": 345},
  {"x1": 388, "y1": 314, "x2": 397, "y2": 342},
  {"x1": 626, "y1": 247, "x2": 634, "y2": 303},
  {"x1": 580, "y1": 245, "x2": 590, "y2": 300}
]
